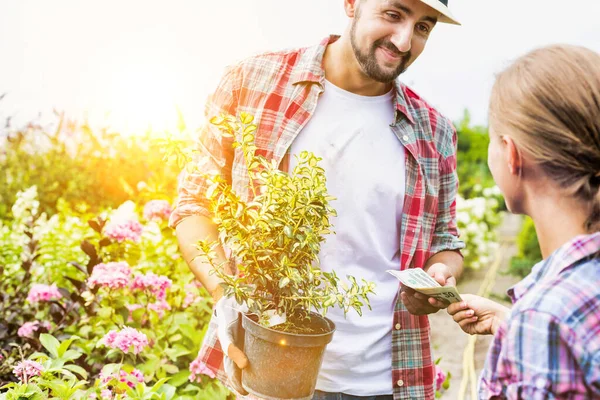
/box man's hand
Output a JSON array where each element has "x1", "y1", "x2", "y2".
[
  {"x1": 400, "y1": 263, "x2": 455, "y2": 316},
  {"x1": 447, "y1": 294, "x2": 509, "y2": 336}
]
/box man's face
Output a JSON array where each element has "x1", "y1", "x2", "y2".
[{"x1": 349, "y1": 0, "x2": 439, "y2": 83}]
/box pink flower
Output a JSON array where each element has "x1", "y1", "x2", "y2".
[
  {"x1": 12, "y1": 360, "x2": 43, "y2": 382},
  {"x1": 99, "y1": 368, "x2": 144, "y2": 388},
  {"x1": 18, "y1": 322, "x2": 39, "y2": 338},
  {"x1": 99, "y1": 327, "x2": 149, "y2": 355},
  {"x1": 435, "y1": 365, "x2": 447, "y2": 392},
  {"x1": 143, "y1": 200, "x2": 172, "y2": 222},
  {"x1": 26, "y1": 283, "x2": 62, "y2": 303},
  {"x1": 182, "y1": 283, "x2": 200, "y2": 308},
  {"x1": 103, "y1": 219, "x2": 143, "y2": 243},
  {"x1": 130, "y1": 272, "x2": 172, "y2": 300},
  {"x1": 88, "y1": 262, "x2": 132, "y2": 290},
  {"x1": 189, "y1": 357, "x2": 216, "y2": 381},
  {"x1": 129, "y1": 368, "x2": 144, "y2": 384},
  {"x1": 148, "y1": 300, "x2": 171, "y2": 318},
  {"x1": 100, "y1": 389, "x2": 113, "y2": 399},
  {"x1": 17, "y1": 321, "x2": 51, "y2": 338}
]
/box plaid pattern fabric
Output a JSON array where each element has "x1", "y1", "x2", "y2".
[
  {"x1": 479, "y1": 232, "x2": 600, "y2": 399},
  {"x1": 170, "y1": 36, "x2": 464, "y2": 400}
]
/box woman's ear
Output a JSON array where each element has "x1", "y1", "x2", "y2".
[{"x1": 503, "y1": 136, "x2": 522, "y2": 176}]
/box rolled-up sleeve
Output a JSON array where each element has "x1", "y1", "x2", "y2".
[
  {"x1": 430, "y1": 123, "x2": 465, "y2": 255},
  {"x1": 168, "y1": 65, "x2": 241, "y2": 228}
]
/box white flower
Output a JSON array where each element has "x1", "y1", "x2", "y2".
[{"x1": 110, "y1": 201, "x2": 138, "y2": 223}]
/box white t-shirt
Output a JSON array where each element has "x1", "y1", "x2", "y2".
[{"x1": 288, "y1": 80, "x2": 406, "y2": 396}]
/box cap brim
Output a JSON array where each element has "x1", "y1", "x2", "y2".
[{"x1": 418, "y1": 0, "x2": 461, "y2": 25}]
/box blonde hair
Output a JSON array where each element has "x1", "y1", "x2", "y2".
[{"x1": 489, "y1": 44, "x2": 600, "y2": 232}]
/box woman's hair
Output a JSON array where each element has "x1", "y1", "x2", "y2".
[{"x1": 489, "y1": 44, "x2": 600, "y2": 232}]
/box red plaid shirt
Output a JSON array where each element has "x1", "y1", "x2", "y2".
[{"x1": 170, "y1": 36, "x2": 464, "y2": 400}]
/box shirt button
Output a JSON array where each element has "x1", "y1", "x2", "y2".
[
  {"x1": 395, "y1": 323, "x2": 401, "y2": 330},
  {"x1": 397, "y1": 379, "x2": 404, "y2": 387},
  {"x1": 402, "y1": 135, "x2": 409, "y2": 141}
]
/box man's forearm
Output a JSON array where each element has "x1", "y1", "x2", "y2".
[
  {"x1": 175, "y1": 215, "x2": 230, "y2": 297},
  {"x1": 424, "y1": 250, "x2": 464, "y2": 282}
]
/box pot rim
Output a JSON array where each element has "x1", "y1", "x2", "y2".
[{"x1": 242, "y1": 311, "x2": 336, "y2": 338}]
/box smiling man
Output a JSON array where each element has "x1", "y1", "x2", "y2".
[{"x1": 170, "y1": 0, "x2": 465, "y2": 399}]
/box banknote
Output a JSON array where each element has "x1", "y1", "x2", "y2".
[{"x1": 386, "y1": 268, "x2": 463, "y2": 304}]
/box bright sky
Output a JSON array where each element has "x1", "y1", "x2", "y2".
[{"x1": 1, "y1": 0, "x2": 599, "y2": 134}]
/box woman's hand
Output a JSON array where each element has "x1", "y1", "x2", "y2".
[{"x1": 446, "y1": 294, "x2": 510, "y2": 336}]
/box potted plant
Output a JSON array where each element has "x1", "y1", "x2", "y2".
[{"x1": 193, "y1": 113, "x2": 375, "y2": 400}]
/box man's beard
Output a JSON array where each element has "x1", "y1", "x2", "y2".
[{"x1": 350, "y1": 21, "x2": 411, "y2": 83}]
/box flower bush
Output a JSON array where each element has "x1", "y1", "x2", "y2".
[
  {"x1": 0, "y1": 188, "x2": 232, "y2": 399},
  {"x1": 456, "y1": 185, "x2": 503, "y2": 270}
]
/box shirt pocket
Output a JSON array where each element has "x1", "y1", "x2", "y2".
[{"x1": 418, "y1": 156, "x2": 440, "y2": 215}]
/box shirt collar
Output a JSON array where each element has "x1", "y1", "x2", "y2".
[
  {"x1": 508, "y1": 231, "x2": 600, "y2": 302},
  {"x1": 291, "y1": 35, "x2": 415, "y2": 125}
]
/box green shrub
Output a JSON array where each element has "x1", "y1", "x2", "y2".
[
  {"x1": 455, "y1": 111, "x2": 496, "y2": 199},
  {"x1": 508, "y1": 216, "x2": 541, "y2": 278},
  {"x1": 0, "y1": 113, "x2": 180, "y2": 221}
]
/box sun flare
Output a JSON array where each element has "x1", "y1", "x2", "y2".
[{"x1": 100, "y1": 63, "x2": 183, "y2": 136}]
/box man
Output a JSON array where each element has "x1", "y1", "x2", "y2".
[{"x1": 169, "y1": 0, "x2": 464, "y2": 399}]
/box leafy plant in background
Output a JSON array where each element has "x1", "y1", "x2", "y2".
[
  {"x1": 508, "y1": 216, "x2": 541, "y2": 278},
  {"x1": 0, "y1": 111, "x2": 180, "y2": 222},
  {"x1": 455, "y1": 111, "x2": 497, "y2": 200}
]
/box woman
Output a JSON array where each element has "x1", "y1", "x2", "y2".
[{"x1": 448, "y1": 45, "x2": 600, "y2": 399}]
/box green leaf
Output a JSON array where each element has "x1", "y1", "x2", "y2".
[
  {"x1": 57, "y1": 336, "x2": 80, "y2": 358},
  {"x1": 158, "y1": 383, "x2": 177, "y2": 399},
  {"x1": 39, "y1": 334, "x2": 60, "y2": 359},
  {"x1": 150, "y1": 377, "x2": 171, "y2": 392},
  {"x1": 240, "y1": 113, "x2": 254, "y2": 125},
  {"x1": 243, "y1": 124, "x2": 257, "y2": 134},
  {"x1": 63, "y1": 364, "x2": 88, "y2": 379},
  {"x1": 60, "y1": 350, "x2": 82, "y2": 362},
  {"x1": 166, "y1": 370, "x2": 190, "y2": 387},
  {"x1": 162, "y1": 363, "x2": 179, "y2": 374},
  {"x1": 278, "y1": 277, "x2": 290, "y2": 288}
]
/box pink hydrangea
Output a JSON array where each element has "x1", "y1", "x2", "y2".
[
  {"x1": 103, "y1": 219, "x2": 143, "y2": 243},
  {"x1": 435, "y1": 364, "x2": 447, "y2": 392},
  {"x1": 143, "y1": 200, "x2": 172, "y2": 222},
  {"x1": 26, "y1": 283, "x2": 62, "y2": 303},
  {"x1": 99, "y1": 368, "x2": 144, "y2": 388},
  {"x1": 12, "y1": 360, "x2": 44, "y2": 382},
  {"x1": 189, "y1": 357, "x2": 216, "y2": 381},
  {"x1": 147, "y1": 300, "x2": 171, "y2": 318},
  {"x1": 17, "y1": 321, "x2": 52, "y2": 338},
  {"x1": 130, "y1": 272, "x2": 172, "y2": 300},
  {"x1": 99, "y1": 327, "x2": 149, "y2": 355},
  {"x1": 88, "y1": 262, "x2": 132, "y2": 290}
]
